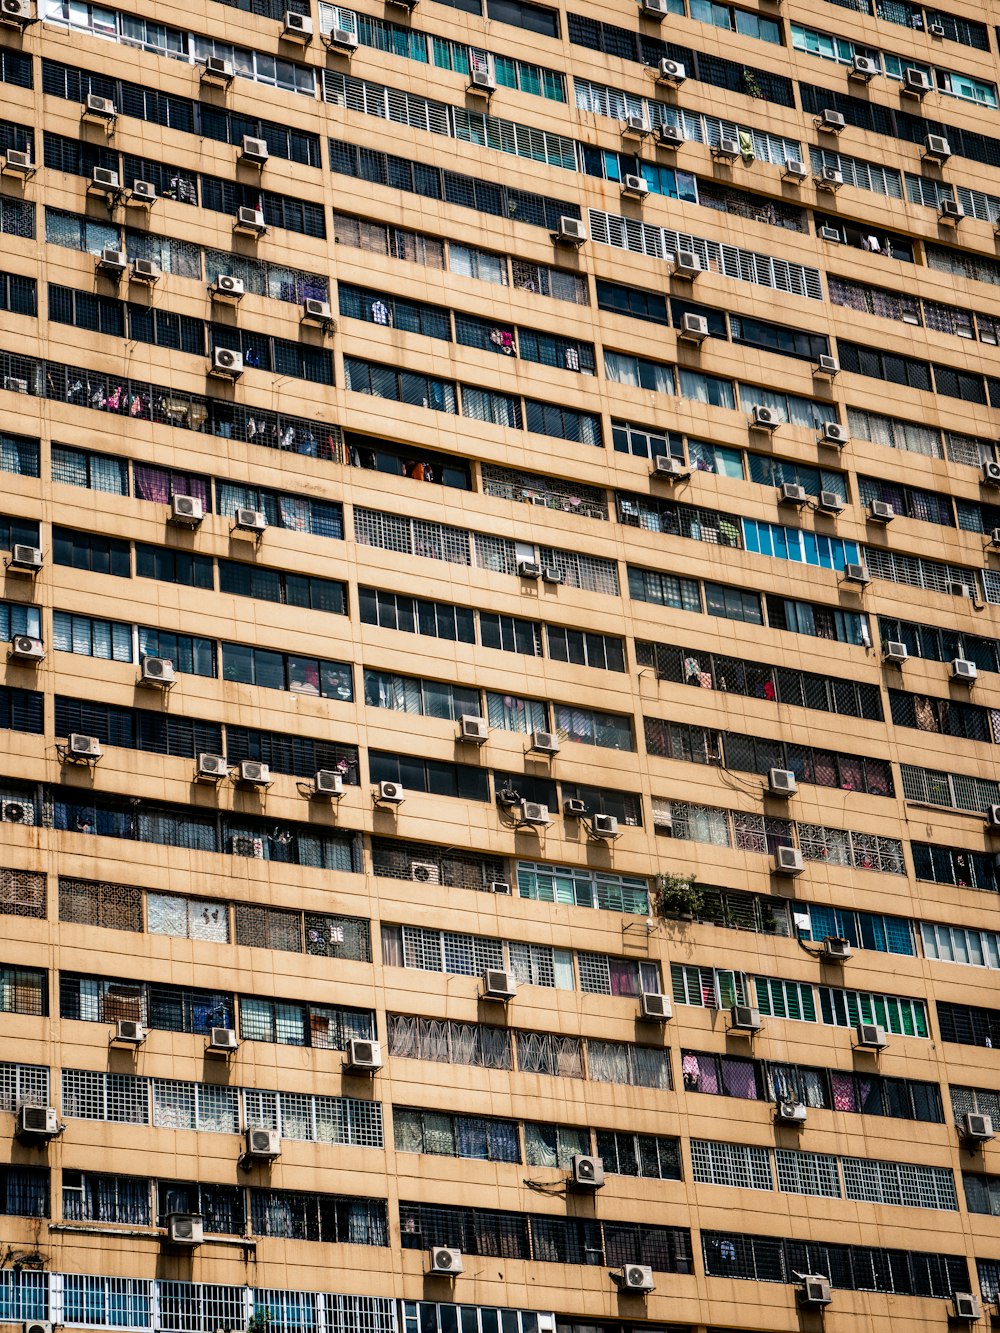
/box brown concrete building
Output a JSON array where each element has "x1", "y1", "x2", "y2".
[{"x1": 1, "y1": 0, "x2": 1000, "y2": 1326}]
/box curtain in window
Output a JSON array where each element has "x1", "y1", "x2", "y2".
[{"x1": 133, "y1": 465, "x2": 171, "y2": 503}]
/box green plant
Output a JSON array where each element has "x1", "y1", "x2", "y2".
[
  {"x1": 656, "y1": 872, "x2": 703, "y2": 919},
  {"x1": 248, "y1": 1312, "x2": 273, "y2": 1333},
  {"x1": 742, "y1": 68, "x2": 762, "y2": 99}
]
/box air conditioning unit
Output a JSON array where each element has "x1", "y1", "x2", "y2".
[
  {"x1": 641, "y1": 0, "x2": 670, "y2": 14},
  {"x1": 774, "y1": 845, "x2": 804, "y2": 875},
  {"x1": 207, "y1": 1027, "x2": 238, "y2": 1053},
  {"x1": 929, "y1": 19, "x2": 945, "y2": 35},
  {"x1": 137, "y1": 656, "x2": 174, "y2": 688},
  {"x1": 234, "y1": 508, "x2": 266, "y2": 534},
  {"x1": 541, "y1": 565, "x2": 564, "y2": 584},
  {"x1": 530, "y1": 730, "x2": 560, "y2": 755},
  {"x1": 570, "y1": 1154, "x2": 605, "y2": 1189},
  {"x1": 312, "y1": 769, "x2": 344, "y2": 797},
  {"x1": 617, "y1": 1265, "x2": 654, "y2": 1293},
  {"x1": 2, "y1": 149, "x2": 33, "y2": 178},
  {"x1": 240, "y1": 136, "x2": 269, "y2": 165},
  {"x1": 590, "y1": 813, "x2": 619, "y2": 839},
  {"x1": 377, "y1": 781, "x2": 404, "y2": 805},
  {"x1": 991, "y1": 528, "x2": 1000, "y2": 549},
  {"x1": 673, "y1": 249, "x2": 702, "y2": 278},
  {"x1": 856, "y1": 1022, "x2": 888, "y2": 1049},
  {"x1": 202, "y1": 56, "x2": 235, "y2": 83},
  {"x1": 768, "y1": 767, "x2": 797, "y2": 795},
  {"x1": 951, "y1": 657, "x2": 977, "y2": 682},
  {"x1": 940, "y1": 198, "x2": 964, "y2": 223},
  {"x1": 469, "y1": 67, "x2": 497, "y2": 94},
  {"x1": 131, "y1": 258, "x2": 161, "y2": 283},
  {"x1": 902, "y1": 67, "x2": 932, "y2": 96},
  {"x1": 867, "y1": 499, "x2": 894, "y2": 522},
  {"x1": 410, "y1": 860, "x2": 440, "y2": 884},
  {"x1": 9, "y1": 544, "x2": 42, "y2": 572},
  {"x1": 83, "y1": 93, "x2": 116, "y2": 122},
  {"x1": 325, "y1": 24, "x2": 358, "y2": 50},
  {"x1": 652, "y1": 454, "x2": 690, "y2": 479},
  {"x1": 114, "y1": 1019, "x2": 145, "y2": 1045},
  {"x1": 730, "y1": 1004, "x2": 762, "y2": 1032},
  {"x1": 68, "y1": 733, "x2": 101, "y2": 761},
  {"x1": 952, "y1": 1293, "x2": 981, "y2": 1323},
  {"x1": 883, "y1": 640, "x2": 908, "y2": 664},
  {"x1": 518, "y1": 559, "x2": 541, "y2": 579},
  {"x1": 97, "y1": 248, "x2": 127, "y2": 275},
  {"x1": 621, "y1": 173, "x2": 649, "y2": 200},
  {"x1": 166, "y1": 1214, "x2": 203, "y2": 1247},
  {"x1": 924, "y1": 133, "x2": 951, "y2": 162},
  {"x1": 16, "y1": 1105, "x2": 59, "y2": 1139},
  {"x1": 640, "y1": 991, "x2": 672, "y2": 1021},
  {"x1": 843, "y1": 562, "x2": 870, "y2": 586},
  {"x1": 555, "y1": 216, "x2": 586, "y2": 245},
  {"x1": 657, "y1": 123, "x2": 684, "y2": 149},
  {"x1": 212, "y1": 275, "x2": 245, "y2": 303},
  {"x1": 245, "y1": 1127, "x2": 281, "y2": 1159},
  {"x1": 656, "y1": 58, "x2": 686, "y2": 86},
  {"x1": 822, "y1": 936, "x2": 852, "y2": 961},
  {"x1": 816, "y1": 167, "x2": 845, "y2": 195},
  {"x1": 818, "y1": 108, "x2": 845, "y2": 132},
  {"x1": 196, "y1": 752, "x2": 228, "y2": 781},
  {"x1": 775, "y1": 1099, "x2": 807, "y2": 1123},
  {"x1": 797, "y1": 1275, "x2": 832, "y2": 1308},
  {"x1": 988, "y1": 806, "x2": 1000, "y2": 828},
  {"x1": 679, "y1": 312, "x2": 709, "y2": 343},
  {"x1": 344, "y1": 1038, "x2": 382, "y2": 1072},
  {"x1": 302, "y1": 297, "x2": 334, "y2": 326},
  {"x1": 817, "y1": 490, "x2": 845, "y2": 514},
  {"x1": 89, "y1": 166, "x2": 120, "y2": 196},
  {"x1": 483, "y1": 968, "x2": 517, "y2": 1001},
  {"x1": 949, "y1": 580, "x2": 971, "y2": 598},
  {"x1": 850, "y1": 54, "x2": 878, "y2": 81},
  {"x1": 751, "y1": 404, "x2": 779, "y2": 430},
  {"x1": 564, "y1": 798, "x2": 588, "y2": 818},
  {"x1": 282, "y1": 9, "x2": 312, "y2": 39},
  {"x1": 815, "y1": 354, "x2": 840, "y2": 378},
  {"x1": 490, "y1": 880, "x2": 511, "y2": 894},
  {"x1": 3, "y1": 377, "x2": 27, "y2": 393},
  {"x1": 779, "y1": 482, "x2": 808, "y2": 506},
  {"x1": 520, "y1": 801, "x2": 550, "y2": 826},
  {"x1": 962, "y1": 1111, "x2": 994, "y2": 1142},
  {"x1": 819, "y1": 225, "x2": 842, "y2": 242},
  {"x1": 238, "y1": 760, "x2": 271, "y2": 787},
  {"x1": 234, "y1": 206, "x2": 267, "y2": 235},
  {"x1": 25, "y1": 1322, "x2": 52, "y2": 1333},
  {"x1": 130, "y1": 179, "x2": 157, "y2": 204},
  {"x1": 211, "y1": 347, "x2": 244, "y2": 378},
  {"x1": 783, "y1": 157, "x2": 809, "y2": 181},
  {"x1": 0, "y1": 0, "x2": 33, "y2": 24},
  {"x1": 9, "y1": 635, "x2": 43, "y2": 662},
  {"x1": 820, "y1": 422, "x2": 848, "y2": 446},
  {"x1": 1, "y1": 798, "x2": 33, "y2": 825},
  {"x1": 623, "y1": 112, "x2": 646, "y2": 136},
  {"x1": 428, "y1": 1247, "x2": 463, "y2": 1276},
  {"x1": 459, "y1": 715, "x2": 489, "y2": 744},
  {"x1": 170, "y1": 494, "x2": 204, "y2": 526},
  {"x1": 713, "y1": 135, "x2": 741, "y2": 161}
]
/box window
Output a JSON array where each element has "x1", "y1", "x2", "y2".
[
  {"x1": 819, "y1": 987, "x2": 928, "y2": 1037},
  {"x1": 222, "y1": 644, "x2": 353, "y2": 701},
  {"x1": 394, "y1": 1107, "x2": 520, "y2": 1162},
  {"x1": 596, "y1": 1130, "x2": 680, "y2": 1179},
  {"x1": 478, "y1": 612, "x2": 541, "y2": 655},
  {"x1": 157, "y1": 1181, "x2": 244, "y2": 1234},
  {"x1": 135, "y1": 543, "x2": 212, "y2": 589},
  {"x1": 53, "y1": 527, "x2": 128, "y2": 576},
  {"x1": 60, "y1": 973, "x2": 229, "y2": 1033},
  {"x1": 59, "y1": 878, "x2": 142, "y2": 932},
  {"x1": 219, "y1": 561, "x2": 345, "y2": 615},
  {"x1": 238, "y1": 996, "x2": 373, "y2": 1049},
  {"x1": 354, "y1": 508, "x2": 470, "y2": 565},
  {"x1": 516, "y1": 861, "x2": 648, "y2": 914},
  {"x1": 0, "y1": 433, "x2": 38, "y2": 479},
  {"x1": 138, "y1": 627, "x2": 215, "y2": 678},
  {"x1": 692, "y1": 1140, "x2": 772, "y2": 1190},
  {"x1": 344, "y1": 357, "x2": 457, "y2": 414},
  {"x1": 52, "y1": 612, "x2": 132, "y2": 663},
  {"x1": 911, "y1": 843, "x2": 997, "y2": 892},
  {"x1": 48, "y1": 283, "x2": 123, "y2": 337},
  {"x1": 364, "y1": 671, "x2": 480, "y2": 722},
  {"x1": 0, "y1": 270, "x2": 36, "y2": 317},
  {"x1": 388, "y1": 1014, "x2": 512, "y2": 1068},
  {"x1": 369, "y1": 752, "x2": 489, "y2": 802},
  {"x1": 0, "y1": 1166, "x2": 47, "y2": 1218},
  {"x1": 215, "y1": 484, "x2": 343, "y2": 539},
  {"x1": 627, "y1": 566, "x2": 702, "y2": 613},
  {"x1": 359, "y1": 587, "x2": 475, "y2": 643},
  {"x1": 553, "y1": 705, "x2": 633, "y2": 751},
  {"x1": 63, "y1": 1172, "x2": 149, "y2": 1225},
  {"x1": 546, "y1": 627, "x2": 625, "y2": 671},
  {"x1": 249, "y1": 1189, "x2": 388, "y2": 1245}
]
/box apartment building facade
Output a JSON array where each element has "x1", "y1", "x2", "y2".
[{"x1": 1, "y1": 0, "x2": 1000, "y2": 1326}]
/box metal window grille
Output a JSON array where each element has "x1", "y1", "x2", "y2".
[
  {"x1": 0, "y1": 868, "x2": 45, "y2": 918},
  {"x1": 691, "y1": 1139, "x2": 773, "y2": 1190},
  {"x1": 59, "y1": 877, "x2": 141, "y2": 930},
  {"x1": 0, "y1": 1062, "x2": 48, "y2": 1111},
  {"x1": 775, "y1": 1149, "x2": 840, "y2": 1197},
  {"x1": 62, "y1": 1069, "x2": 149, "y2": 1123}
]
